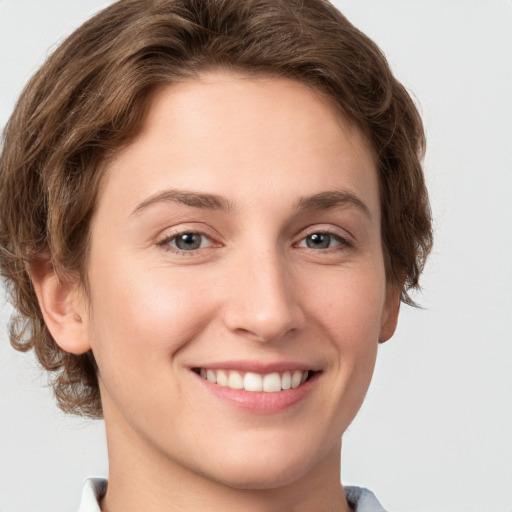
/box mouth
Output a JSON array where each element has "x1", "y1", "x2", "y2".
[{"x1": 193, "y1": 368, "x2": 315, "y2": 392}]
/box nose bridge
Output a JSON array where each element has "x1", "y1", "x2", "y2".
[{"x1": 223, "y1": 240, "x2": 304, "y2": 342}]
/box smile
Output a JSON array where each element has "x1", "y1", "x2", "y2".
[{"x1": 196, "y1": 368, "x2": 311, "y2": 392}]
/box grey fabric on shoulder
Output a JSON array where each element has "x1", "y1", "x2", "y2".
[{"x1": 346, "y1": 485, "x2": 389, "y2": 512}]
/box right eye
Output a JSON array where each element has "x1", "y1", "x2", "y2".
[{"x1": 158, "y1": 232, "x2": 214, "y2": 252}]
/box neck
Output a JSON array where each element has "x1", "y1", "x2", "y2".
[{"x1": 100, "y1": 408, "x2": 351, "y2": 512}]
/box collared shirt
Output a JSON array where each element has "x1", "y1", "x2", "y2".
[{"x1": 78, "y1": 478, "x2": 389, "y2": 511}]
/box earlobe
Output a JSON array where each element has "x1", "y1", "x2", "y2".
[
  {"x1": 29, "y1": 258, "x2": 91, "y2": 354},
  {"x1": 379, "y1": 285, "x2": 402, "y2": 343}
]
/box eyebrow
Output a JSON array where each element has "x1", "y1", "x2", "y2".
[
  {"x1": 295, "y1": 190, "x2": 372, "y2": 219},
  {"x1": 131, "y1": 188, "x2": 371, "y2": 219},
  {"x1": 131, "y1": 189, "x2": 235, "y2": 216}
]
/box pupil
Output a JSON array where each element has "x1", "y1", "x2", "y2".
[
  {"x1": 307, "y1": 233, "x2": 330, "y2": 249},
  {"x1": 176, "y1": 233, "x2": 201, "y2": 250}
]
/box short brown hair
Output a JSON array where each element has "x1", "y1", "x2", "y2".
[{"x1": 0, "y1": 0, "x2": 432, "y2": 417}]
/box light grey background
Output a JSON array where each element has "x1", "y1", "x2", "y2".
[{"x1": 1, "y1": 1, "x2": 511, "y2": 511}]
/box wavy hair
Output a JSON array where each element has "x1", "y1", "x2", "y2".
[{"x1": 0, "y1": 0, "x2": 432, "y2": 417}]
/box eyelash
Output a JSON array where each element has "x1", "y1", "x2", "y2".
[
  {"x1": 156, "y1": 228, "x2": 352, "y2": 255},
  {"x1": 294, "y1": 230, "x2": 352, "y2": 251},
  {"x1": 156, "y1": 231, "x2": 217, "y2": 253}
]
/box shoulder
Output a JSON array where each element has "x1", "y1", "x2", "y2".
[{"x1": 345, "y1": 486, "x2": 389, "y2": 512}]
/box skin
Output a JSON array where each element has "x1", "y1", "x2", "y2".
[{"x1": 32, "y1": 72, "x2": 401, "y2": 512}]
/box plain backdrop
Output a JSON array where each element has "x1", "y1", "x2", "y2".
[{"x1": 1, "y1": 1, "x2": 511, "y2": 511}]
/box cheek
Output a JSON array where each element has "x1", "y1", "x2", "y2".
[
  {"x1": 85, "y1": 258, "x2": 218, "y2": 380},
  {"x1": 304, "y1": 263, "x2": 387, "y2": 344},
  {"x1": 293, "y1": 264, "x2": 385, "y2": 438}
]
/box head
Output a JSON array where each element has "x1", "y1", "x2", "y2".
[{"x1": 0, "y1": 0, "x2": 431, "y2": 474}]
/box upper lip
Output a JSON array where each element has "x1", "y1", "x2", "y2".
[{"x1": 191, "y1": 360, "x2": 322, "y2": 373}]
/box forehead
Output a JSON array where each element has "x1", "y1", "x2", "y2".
[
  {"x1": 141, "y1": 72, "x2": 374, "y2": 164},
  {"x1": 97, "y1": 71, "x2": 379, "y2": 220}
]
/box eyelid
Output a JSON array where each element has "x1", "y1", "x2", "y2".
[
  {"x1": 295, "y1": 224, "x2": 354, "y2": 244},
  {"x1": 295, "y1": 235, "x2": 351, "y2": 252},
  {"x1": 158, "y1": 232, "x2": 212, "y2": 250},
  {"x1": 156, "y1": 224, "x2": 222, "y2": 253}
]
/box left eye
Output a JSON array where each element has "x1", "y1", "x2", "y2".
[
  {"x1": 162, "y1": 232, "x2": 212, "y2": 251},
  {"x1": 297, "y1": 233, "x2": 345, "y2": 249}
]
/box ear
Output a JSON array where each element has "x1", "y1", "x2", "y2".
[
  {"x1": 29, "y1": 258, "x2": 91, "y2": 354},
  {"x1": 379, "y1": 283, "x2": 402, "y2": 343}
]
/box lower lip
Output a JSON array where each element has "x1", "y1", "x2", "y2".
[{"x1": 192, "y1": 371, "x2": 320, "y2": 414}]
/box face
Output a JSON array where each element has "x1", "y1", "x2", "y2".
[{"x1": 80, "y1": 72, "x2": 399, "y2": 488}]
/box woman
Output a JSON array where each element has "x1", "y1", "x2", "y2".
[{"x1": 0, "y1": 1, "x2": 432, "y2": 510}]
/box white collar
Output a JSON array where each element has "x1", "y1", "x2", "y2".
[{"x1": 77, "y1": 478, "x2": 106, "y2": 512}]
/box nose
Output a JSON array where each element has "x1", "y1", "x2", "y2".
[{"x1": 222, "y1": 249, "x2": 306, "y2": 343}]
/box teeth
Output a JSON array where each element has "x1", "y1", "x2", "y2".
[
  {"x1": 291, "y1": 370, "x2": 303, "y2": 388},
  {"x1": 198, "y1": 369, "x2": 311, "y2": 392},
  {"x1": 216, "y1": 369, "x2": 228, "y2": 387},
  {"x1": 282, "y1": 371, "x2": 291, "y2": 390},
  {"x1": 262, "y1": 372, "x2": 281, "y2": 392},
  {"x1": 228, "y1": 370, "x2": 244, "y2": 389},
  {"x1": 244, "y1": 372, "x2": 263, "y2": 391}
]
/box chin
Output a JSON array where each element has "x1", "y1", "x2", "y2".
[
  {"x1": 191, "y1": 438, "x2": 331, "y2": 491},
  {"x1": 209, "y1": 461, "x2": 312, "y2": 491}
]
